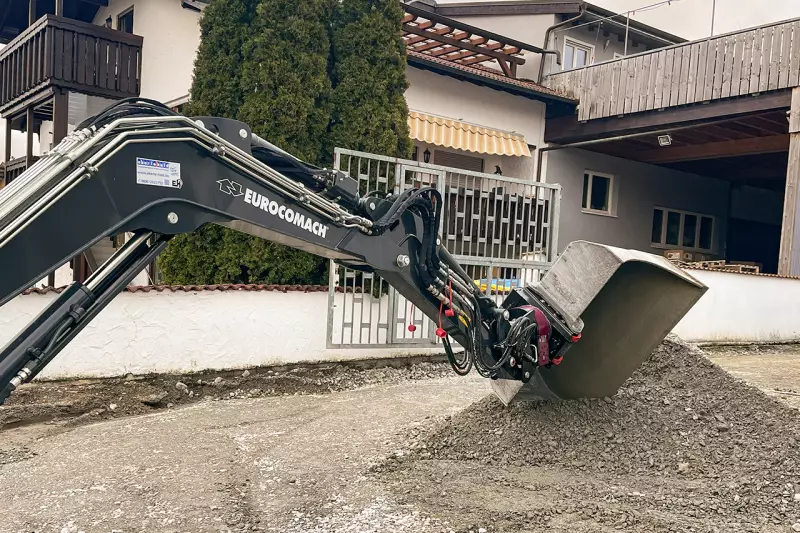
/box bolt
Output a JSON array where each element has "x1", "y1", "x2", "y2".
[
  {"x1": 239, "y1": 128, "x2": 248, "y2": 139},
  {"x1": 195, "y1": 120, "x2": 205, "y2": 129},
  {"x1": 524, "y1": 371, "x2": 531, "y2": 379},
  {"x1": 396, "y1": 254, "x2": 410, "y2": 268},
  {"x1": 369, "y1": 202, "x2": 376, "y2": 211},
  {"x1": 436, "y1": 238, "x2": 441, "y2": 246},
  {"x1": 509, "y1": 358, "x2": 516, "y2": 367},
  {"x1": 502, "y1": 310, "x2": 510, "y2": 320},
  {"x1": 167, "y1": 212, "x2": 179, "y2": 224}
]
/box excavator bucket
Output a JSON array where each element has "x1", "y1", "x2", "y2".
[{"x1": 491, "y1": 241, "x2": 707, "y2": 404}]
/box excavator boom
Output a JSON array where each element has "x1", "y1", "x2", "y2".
[{"x1": 0, "y1": 98, "x2": 707, "y2": 405}]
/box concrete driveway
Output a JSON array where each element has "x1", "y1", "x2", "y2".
[{"x1": 1, "y1": 376, "x2": 488, "y2": 533}]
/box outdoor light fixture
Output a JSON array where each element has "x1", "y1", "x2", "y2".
[
  {"x1": 423, "y1": 148, "x2": 431, "y2": 163},
  {"x1": 658, "y1": 134, "x2": 673, "y2": 147}
]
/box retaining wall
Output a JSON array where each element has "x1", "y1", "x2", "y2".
[{"x1": 2, "y1": 268, "x2": 799, "y2": 379}]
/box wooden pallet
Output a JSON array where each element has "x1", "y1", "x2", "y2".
[{"x1": 678, "y1": 259, "x2": 761, "y2": 274}]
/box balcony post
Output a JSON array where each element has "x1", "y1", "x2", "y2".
[
  {"x1": 25, "y1": 107, "x2": 34, "y2": 169},
  {"x1": 28, "y1": 0, "x2": 36, "y2": 25},
  {"x1": 55, "y1": 0, "x2": 63, "y2": 16},
  {"x1": 52, "y1": 89, "x2": 68, "y2": 145},
  {"x1": 779, "y1": 87, "x2": 800, "y2": 276}
]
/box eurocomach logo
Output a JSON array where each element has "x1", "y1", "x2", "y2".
[{"x1": 243, "y1": 188, "x2": 329, "y2": 238}]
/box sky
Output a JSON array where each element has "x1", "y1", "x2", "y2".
[{"x1": 591, "y1": 0, "x2": 800, "y2": 41}]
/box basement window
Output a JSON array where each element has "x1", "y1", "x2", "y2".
[
  {"x1": 581, "y1": 171, "x2": 613, "y2": 216},
  {"x1": 652, "y1": 207, "x2": 715, "y2": 252}
]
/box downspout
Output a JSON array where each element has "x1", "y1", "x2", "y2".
[{"x1": 537, "y1": 4, "x2": 587, "y2": 83}]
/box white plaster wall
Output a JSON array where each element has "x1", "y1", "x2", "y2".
[
  {"x1": 546, "y1": 147, "x2": 730, "y2": 255},
  {"x1": 5, "y1": 268, "x2": 800, "y2": 380},
  {"x1": 405, "y1": 66, "x2": 545, "y2": 181},
  {"x1": 0, "y1": 290, "x2": 445, "y2": 380},
  {"x1": 446, "y1": 13, "x2": 557, "y2": 81},
  {"x1": 93, "y1": 0, "x2": 202, "y2": 104},
  {"x1": 673, "y1": 270, "x2": 800, "y2": 344}
]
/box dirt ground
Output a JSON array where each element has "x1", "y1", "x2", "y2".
[{"x1": 3, "y1": 341, "x2": 800, "y2": 533}]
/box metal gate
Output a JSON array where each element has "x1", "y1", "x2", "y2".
[{"x1": 327, "y1": 148, "x2": 561, "y2": 349}]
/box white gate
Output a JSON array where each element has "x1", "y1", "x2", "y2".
[{"x1": 326, "y1": 148, "x2": 561, "y2": 349}]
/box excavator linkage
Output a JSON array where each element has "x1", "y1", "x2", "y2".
[{"x1": 0, "y1": 98, "x2": 707, "y2": 406}]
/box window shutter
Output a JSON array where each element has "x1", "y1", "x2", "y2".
[{"x1": 433, "y1": 150, "x2": 484, "y2": 173}]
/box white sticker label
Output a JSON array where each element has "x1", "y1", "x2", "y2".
[{"x1": 136, "y1": 157, "x2": 182, "y2": 189}]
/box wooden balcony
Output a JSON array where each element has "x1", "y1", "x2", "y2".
[
  {"x1": 545, "y1": 17, "x2": 800, "y2": 122},
  {"x1": 0, "y1": 156, "x2": 39, "y2": 188},
  {"x1": 0, "y1": 14, "x2": 143, "y2": 117}
]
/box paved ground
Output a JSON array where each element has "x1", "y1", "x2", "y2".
[{"x1": 1, "y1": 375, "x2": 488, "y2": 533}]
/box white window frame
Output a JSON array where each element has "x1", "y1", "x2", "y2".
[
  {"x1": 651, "y1": 206, "x2": 716, "y2": 253},
  {"x1": 563, "y1": 37, "x2": 595, "y2": 71},
  {"x1": 581, "y1": 170, "x2": 614, "y2": 216}
]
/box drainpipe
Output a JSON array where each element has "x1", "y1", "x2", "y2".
[{"x1": 537, "y1": 4, "x2": 587, "y2": 83}]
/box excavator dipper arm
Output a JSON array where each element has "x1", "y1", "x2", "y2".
[{"x1": 0, "y1": 99, "x2": 707, "y2": 406}]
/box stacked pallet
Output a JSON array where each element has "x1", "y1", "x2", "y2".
[{"x1": 674, "y1": 259, "x2": 761, "y2": 274}]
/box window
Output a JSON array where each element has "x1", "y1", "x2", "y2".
[
  {"x1": 118, "y1": 7, "x2": 134, "y2": 33},
  {"x1": 433, "y1": 150, "x2": 484, "y2": 173},
  {"x1": 613, "y1": 52, "x2": 625, "y2": 60},
  {"x1": 582, "y1": 171, "x2": 613, "y2": 215},
  {"x1": 651, "y1": 207, "x2": 715, "y2": 252},
  {"x1": 563, "y1": 38, "x2": 594, "y2": 70}
]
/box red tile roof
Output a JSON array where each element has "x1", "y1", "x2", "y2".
[
  {"x1": 20, "y1": 284, "x2": 371, "y2": 295},
  {"x1": 406, "y1": 50, "x2": 573, "y2": 102}
]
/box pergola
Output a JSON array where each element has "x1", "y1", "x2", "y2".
[{"x1": 401, "y1": 3, "x2": 550, "y2": 79}]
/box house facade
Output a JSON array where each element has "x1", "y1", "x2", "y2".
[{"x1": 1, "y1": 0, "x2": 788, "y2": 286}]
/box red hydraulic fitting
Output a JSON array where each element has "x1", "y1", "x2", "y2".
[
  {"x1": 444, "y1": 308, "x2": 455, "y2": 318},
  {"x1": 552, "y1": 355, "x2": 563, "y2": 365},
  {"x1": 408, "y1": 324, "x2": 417, "y2": 332},
  {"x1": 571, "y1": 333, "x2": 581, "y2": 342},
  {"x1": 435, "y1": 327, "x2": 447, "y2": 338}
]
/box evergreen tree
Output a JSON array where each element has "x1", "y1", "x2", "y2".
[
  {"x1": 330, "y1": 0, "x2": 413, "y2": 159},
  {"x1": 159, "y1": 0, "x2": 334, "y2": 285},
  {"x1": 238, "y1": 0, "x2": 335, "y2": 164},
  {"x1": 184, "y1": 0, "x2": 258, "y2": 118}
]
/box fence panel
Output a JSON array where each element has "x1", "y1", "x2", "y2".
[{"x1": 328, "y1": 148, "x2": 561, "y2": 348}]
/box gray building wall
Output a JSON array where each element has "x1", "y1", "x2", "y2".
[{"x1": 546, "y1": 148, "x2": 730, "y2": 257}]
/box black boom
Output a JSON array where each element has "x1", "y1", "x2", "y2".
[{"x1": 0, "y1": 98, "x2": 578, "y2": 404}]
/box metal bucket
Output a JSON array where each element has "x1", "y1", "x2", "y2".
[{"x1": 491, "y1": 241, "x2": 708, "y2": 404}]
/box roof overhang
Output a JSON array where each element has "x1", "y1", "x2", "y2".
[{"x1": 407, "y1": 52, "x2": 577, "y2": 108}]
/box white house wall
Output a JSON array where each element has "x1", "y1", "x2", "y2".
[
  {"x1": 546, "y1": 147, "x2": 730, "y2": 255},
  {"x1": 93, "y1": 0, "x2": 202, "y2": 105},
  {"x1": 445, "y1": 13, "x2": 557, "y2": 81},
  {"x1": 405, "y1": 66, "x2": 545, "y2": 180}
]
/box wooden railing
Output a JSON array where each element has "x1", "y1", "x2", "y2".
[
  {"x1": 545, "y1": 18, "x2": 800, "y2": 121},
  {"x1": 0, "y1": 15, "x2": 143, "y2": 114},
  {"x1": 0, "y1": 156, "x2": 39, "y2": 188}
]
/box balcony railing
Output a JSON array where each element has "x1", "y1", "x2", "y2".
[
  {"x1": 0, "y1": 15, "x2": 143, "y2": 115},
  {"x1": 0, "y1": 156, "x2": 39, "y2": 188},
  {"x1": 545, "y1": 17, "x2": 800, "y2": 121}
]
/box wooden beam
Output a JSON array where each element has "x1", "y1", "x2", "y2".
[
  {"x1": 25, "y1": 106, "x2": 33, "y2": 168},
  {"x1": 52, "y1": 89, "x2": 68, "y2": 145},
  {"x1": 779, "y1": 87, "x2": 800, "y2": 276},
  {"x1": 632, "y1": 134, "x2": 789, "y2": 164},
  {"x1": 402, "y1": 24, "x2": 525, "y2": 65},
  {"x1": 28, "y1": 0, "x2": 36, "y2": 25},
  {"x1": 3, "y1": 117, "x2": 11, "y2": 164},
  {"x1": 545, "y1": 90, "x2": 792, "y2": 144},
  {"x1": 435, "y1": 3, "x2": 582, "y2": 16}
]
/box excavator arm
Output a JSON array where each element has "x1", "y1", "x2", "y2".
[{"x1": 0, "y1": 99, "x2": 707, "y2": 406}]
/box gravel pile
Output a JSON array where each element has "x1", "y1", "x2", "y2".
[{"x1": 391, "y1": 336, "x2": 800, "y2": 532}]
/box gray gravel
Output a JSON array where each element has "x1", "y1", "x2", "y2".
[{"x1": 379, "y1": 336, "x2": 800, "y2": 532}]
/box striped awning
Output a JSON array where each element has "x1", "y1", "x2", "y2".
[{"x1": 408, "y1": 111, "x2": 531, "y2": 157}]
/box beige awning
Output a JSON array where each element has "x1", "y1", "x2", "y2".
[{"x1": 408, "y1": 111, "x2": 531, "y2": 157}]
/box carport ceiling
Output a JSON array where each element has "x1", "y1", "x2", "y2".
[{"x1": 582, "y1": 111, "x2": 789, "y2": 190}]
